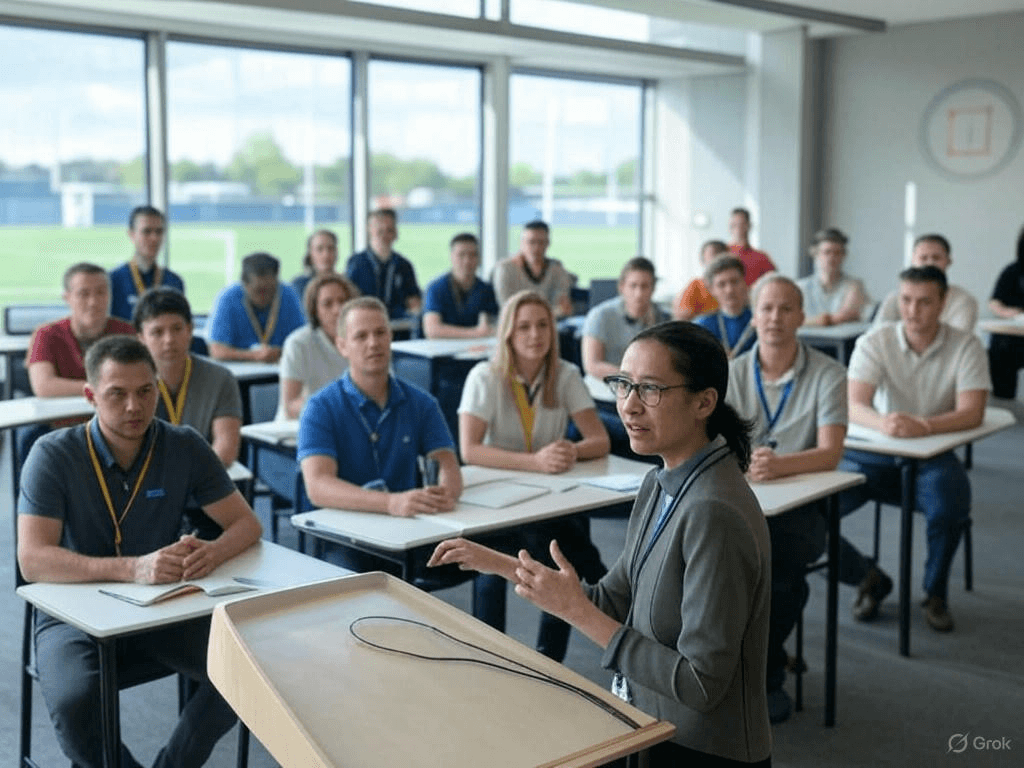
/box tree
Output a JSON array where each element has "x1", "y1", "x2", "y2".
[
  {"x1": 171, "y1": 159, "x2": 221, "y2": 183},
  {"x1": 616, "y1": 158, "x2": 638, "y2": 188},
  {"x1": 224, "y1": 132, "x2": 301, "y2": 196},
  {"x1": 118, "y1": 156, "x2": 146, "y2": 190},
  {"x1": 509, "y1": 161, "x2": 541, "y2": 188}
]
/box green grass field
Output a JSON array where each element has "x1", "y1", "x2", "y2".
[{"x1": 0, "y1": 222, "x2": 638, "y2": 313}]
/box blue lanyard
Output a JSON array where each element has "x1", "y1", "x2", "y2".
[
  {"x1": 754, "y1": 356, "x2": 795, "y2": 438},
  {"x1": 353, "y1": 394, "x2": 392, "y2": 478}
]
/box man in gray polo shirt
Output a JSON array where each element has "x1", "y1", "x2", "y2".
[
  {"x1": 17, "y1": 335, "x2": 263, "y2": 768},
  {"x1": 728, "y1": 274, "x2": 847, "y2": 724},
  {"x1": 839, "y1": 266, "x2": 989, "y2": 633}
]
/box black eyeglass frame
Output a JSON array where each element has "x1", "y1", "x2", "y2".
[{"x1": 602, "y1": 375, "x2": 688, "y2": 406}]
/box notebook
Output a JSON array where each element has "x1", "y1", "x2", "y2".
[
  {"x1": 99, "y1": 577, "x2": 256, "y2": 607},
  {"x1": 459, "y1": 480, "x2": 552, "y2": 509}
]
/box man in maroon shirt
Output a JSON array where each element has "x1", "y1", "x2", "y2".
[{"x1": 729, "y1": 207, "x2": 777, "y2": 286}]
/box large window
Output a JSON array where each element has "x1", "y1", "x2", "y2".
[
  {"x1": 354, "y1": 0, "x2": 481, "y2": 16},
  {"x1": 166, "y1": 42, "x2": 352, "y2": 311},
  {"x1": 509, "y1": 73, "x2": 642, "y2": 286},
  {"x1": 367, "y1": 60, "x2": 481, "y2": 285},
  {"x1": 511, "y1": 0, "x2": 650, "y2": 41},
  {"x1": 0, "y1": 25, "x2": 146, "y2": 304}
]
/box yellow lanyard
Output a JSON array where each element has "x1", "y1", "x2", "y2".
[
  {"x1": 509, "y1": 376, "x2": 539, "y2": 454},
  {"x1": 129, "y1": 261, "x2": 162, "y2": 295},
  {"x1": 85, "y1": 420, "x2": 158, "y2": 557},
  {"x1": 157, "y1": 356, "x2": 192, "y2": 426},
  {"x1": 243, "y1": 291, "x2": 280, "y2": 346}
]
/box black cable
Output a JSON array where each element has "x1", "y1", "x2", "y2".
[{"x1": 348, "y1": 615, "x2": 641, "y2": 729}]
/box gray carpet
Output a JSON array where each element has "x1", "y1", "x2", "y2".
[{"x1": 2, "y1": 404, "x2": 1023, "y2": 767}]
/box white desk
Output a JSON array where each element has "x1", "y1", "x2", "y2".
[
  {"x1": 797, "y1": 322, "x2": 869, "y2": 365},
  {"x1": 293, "y1": 455, "x2": 652, "y2": 575},
  {"x1": 978, "y1": 319, "x2": 1024, "y2": 337},
  {"x1": 749, "y1": 470, "x2": 866, "y2": 727},
  {"x1": 844, "y1": 407, "x2": 1015, "y2": 656},
  {"x1": 240, "y1": 418, "x2": 298, "y2": 449},
  {"x1": 18, "y1": 540, "x2": 349, "y2": 768},
  {"x1": 0, "y1": 396, "x2": 93, "y2": 499},
  {"x1": 216, "y1": 360, "x2": 280, "y2": 424},
  {"x1": 584, "y1": 374, "x2": 616, "y2": 404},
  {"x1": 390, "y1": 337, "x2": 495, "y2": 360}
]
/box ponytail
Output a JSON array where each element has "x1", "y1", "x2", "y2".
[{"x1": 707, "y1": 401, "x2": 753, "y2": 472}]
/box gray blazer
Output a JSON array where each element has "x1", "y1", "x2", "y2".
[{"x1": 585, "y1": 436, "x2": 772, "y2": 762}]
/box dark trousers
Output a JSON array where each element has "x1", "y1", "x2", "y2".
[
  {"x1": 988, "y1": 334, "x2": 1024, "y2": 399},
  {"x1": 766, "y1": 502, "x2": 827, "y2": 692},
  {"x1": 34, "y1": 615, "x2": 236, "y2": 768},
  {"x1": 604, "y1": 742, "x2": 772, "y2": 768}
]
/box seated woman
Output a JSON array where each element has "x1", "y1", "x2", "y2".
[
  {"x1": 430, "y1": 321, "x2": 772, "y2": 768},
  {"x1": 276, "y1": 273, "x2": 359, "y2": 420},
  {"x1": 459, "y1": 289, "x2": 611, "y2": 661},
  {"x1": 797, "y1": 227, "x2": 868, "y2": 326},
  {"x1": 291, "y1": 229, "x2": 339, "y2": 300}
]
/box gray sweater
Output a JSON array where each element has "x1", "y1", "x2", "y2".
[{"x1": 585, "y1": 436, "x2": 772, "y2": 762}]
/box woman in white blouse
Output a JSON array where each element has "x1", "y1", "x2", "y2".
[{"x1": 276, "y1": 273, "x2": 359, "y2": 420}]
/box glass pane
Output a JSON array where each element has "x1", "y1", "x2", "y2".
[
  {"x1": 511, "y1": 0, "x2": 650, "y2": 42},
  {"x1": 367, "y1": 60, "x2": 481, "y2": 287},
  {"x1": 352, "y1": 0, "x2": 481, "y2": 16},
  {"x1": 509, "y1": 74, "x2": 641, "y2": 287},
  {"x1": 0, "y1": 25, "x2": 146, "y2": 306},
  {"x1": 166, "y1": 42, "x2": 352, "y2": 312}
]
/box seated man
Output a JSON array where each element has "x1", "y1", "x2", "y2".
[
  {"x1": 28, "y1": 262, "x2": 136, "y2": 398},
  {"x1": 797, "y1": 228, "x2": 868, "y2": 327},
  {"x1": 727, "y1": 274, "x2": 847, "y2": 724},
  {"x1": 693, "y1": 255, "x2": 756, "y2": 359},
  {"x1": 346, "y1": 208, "x2": 422, "y2": 320},
  {"x1": 492, "y1": 220, "x2": 574, "y2": 318},
  {"x1": 874, "y1": 234, "x2": 977, "y2": 332},
  {"x1": 673, "y1": 239, "x2": 727, "y2": 321},
  {"x1": 298, "y1": 296, "x2": 462, "y2": 551},
  {"x1": 729, "y1": 207, "x2": 777, "y2": 286},
  {"x1": 207, "y1": 252, "x2": 305, "y2": 363},
  {"x1": 422, "y1": 232, "x2": 498, "y2": 339},
  {"x1": 839, "y1": 266, "x2": 989, "y2": 632},
  {"x1": 988, "y1": 227, "x2": 1024, "y2": 399},
  {"x1": 17, "y1": 335, "x2": 262, "y2": 768},
  {"x1": 109, "y1": 206, "x2": 184, "y2": 321},
  {"x1": 582, "y1": 256, "x2": 669, "y2": 380}
]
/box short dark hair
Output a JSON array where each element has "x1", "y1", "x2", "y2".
[
  {"x1": 241, "y1": 252, "x2": 280, "y2": 283},
  {"x1": 705, "y1": 255, "x2": 745, "y2": 284},
  {"x1": 730, "y1": 208, "x2": 751, "y2": 221},
  {"x1": 132, "y1": 287, "x2": 192, "y2": 331},
  {"x1": 619, "y1": 256, "x2": 656, "y2": 282},
  {"x1": 914, "y1": 233, "x2": 951, "y2": 256},
  {"x1": 85, "y1": 335, "x2": 156, "y2": 385},
  {"x1": 63, "y1": 262, "x2": 108, "y2": 293},
  {"x1": 630, "y1": 321, "x2": 752, "y2": 471},
  {"x1": 302, "y1": 229, "x2": 338, "y2": 271},
  {"x1": 523, "y1": 220, "x2": 549, "y2": 234},
  {"x1": 368, "y1": 208, "x2": 397, "y2": 223},
  {"x1": 810, "y1": 227, "x2": 848, "y2": 251},
  {"x1": 700, "y1": 239, "x2": 728, "y2": 256},
  {"x1": 304, "y1": 273, "x2": 359, "y2": 330},
  {"x1": 450, "y1": 232, "x2": 479, "y2": 249},
  {"x1": 128, "y1": 205, "x2": 165, "y2": 230},
  {"x1": 899, "y1": 265, "x2": 948, "y2": 298}
]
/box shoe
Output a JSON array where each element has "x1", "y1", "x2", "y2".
[
  {"x1": 853, "y1": 566, "x2": 893, "y2": 621},
  {"x1": 767, "y1": 688, "x2": 792, "y2": 724},
  {"x1": 922, "y1": 595, "x2": 954, "y2": 632}
]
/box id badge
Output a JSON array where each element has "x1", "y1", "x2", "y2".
[{"x1": 611, "y1": 672, "x2": 632, "y2": 704}]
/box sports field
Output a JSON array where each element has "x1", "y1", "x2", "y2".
[{"x1": 0, "y1": 222, "x2": 638, "y2": 314}]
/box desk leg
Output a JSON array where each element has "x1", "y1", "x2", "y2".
[
  {"x1": 97, "y1": 638, "x2": 121, "y2": 768},
  {"x1": 825, "y1": 494, "x2": 839, "y2": 727},
  {"x1": 899, "y1": 461, "x2": 917, "y2": 657}
]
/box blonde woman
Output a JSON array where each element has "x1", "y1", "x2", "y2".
[{"x1": 459, "y1": 290, "x2": 610, "y2": 660}]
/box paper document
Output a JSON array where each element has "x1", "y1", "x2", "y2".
[
  {"x1": 582, "y1": 474, "x2": 644, "y2": 493},
  {"x1": 99, "y1": 577, "x2": 255, "y2": 607},
  {"x1": 459, "y1": 480, "x2": 552, "y2": 509}
]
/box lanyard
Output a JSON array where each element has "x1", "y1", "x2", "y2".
[
  {"x1": 509, "y1": 375, "x2": 542, "y2": 453},
  {"x1": 243, "y1": 291, "x2": 280, "y2": 346},
  {"x1": 352, "y1": 388, "x2": 392, "y2": 478},
  {"x1": 85, "y1": 419, "x2": 158, "y2": 557},
  {"x1": 157, "y1": 356, "x2": 193, "y2": 426},
  {"x1": 373, "y1": 254, "x2": 396, "y2": 309},
  {"x1": 717, "y1": 313, "x2": 755, "y2": 357},
  {"x1": 753, "y1": 356, "x2": 795, "y2": 439},
  {"x1": 129, "y1": 261, "x2": 162, "y2": 296}
]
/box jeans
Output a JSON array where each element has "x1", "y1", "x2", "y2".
[
  {"x1": 34, "y1": 615, "x2": 237, "y2": 768},
  {"x1": 765, "y1": 502, "x2": 827, "y2": 692},
  {"x1": 838, "y1": 449, "x2": 970, "y2": 601}
]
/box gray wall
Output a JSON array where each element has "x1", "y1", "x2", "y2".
[{"x1": 821, "y1": 11, "x2": 1024, "y2": 309}]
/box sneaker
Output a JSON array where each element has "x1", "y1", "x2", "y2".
[
  {"x1": 853, "y1": 566, "x2": 893, "y2": 621},
  {"x1": 767, "y1": 688, "x2": 792, "y2": 724},
  {"x1": 922, "y1": 595, "x2": 954, "y2": 632}
]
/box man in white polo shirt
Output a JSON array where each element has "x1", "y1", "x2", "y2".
[
  {"x1": 727, "y1": 274, "x2": 847, "y2": 724},
  {"x1": 838, "y1": 266, "x2": 989, "y2": 633}
]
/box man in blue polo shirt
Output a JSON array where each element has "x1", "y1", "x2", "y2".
[
  {"x1": 422, "y1": 232, "x2": 498, "y2": 339},
  {"x1": 298, "y1": 296, "x2": 462, "y2": 520},
  {"x1": 17, "y1": 335, "x2": 263, "y2": 768},
  {"x1": 346, "y1": 208, "x2": 422, "y2": 320},
  {"x1": 109, "y1": 206, "x2": 185, "y2": 321},
  {"x1": 694, "y1": 255, "x2": 757, "y2": 359},
  {"x1": 207, "y1": 252, "x2": 305, "y2": 363}
]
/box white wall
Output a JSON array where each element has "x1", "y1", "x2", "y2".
[{"x1": 821, "y1": 11, "x2": 1024, "y2": 309}]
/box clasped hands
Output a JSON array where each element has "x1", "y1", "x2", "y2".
[
  {"x1": 880, "y1": 412, "x2": 931, "y2": 438},
  {"x1": 428, "y1": 538, "x2": 585, "y2": 621},
  {"x1": 133, "y1": 534, "x2": 218, "y2": 584}
]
